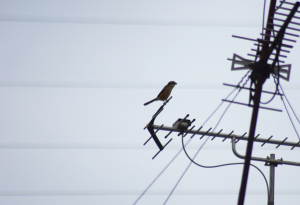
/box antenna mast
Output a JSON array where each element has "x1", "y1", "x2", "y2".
[{"x1": 237, "y1": 1, "x2": 277, "y2": 204}]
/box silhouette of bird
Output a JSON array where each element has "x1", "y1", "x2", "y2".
[{"x1": 144, "y1": 81, "x2": 177, "y2": 106}]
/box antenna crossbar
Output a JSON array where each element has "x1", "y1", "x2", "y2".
[{"x1": 153, "y1": 125, "x2": 300, "y2": 149}]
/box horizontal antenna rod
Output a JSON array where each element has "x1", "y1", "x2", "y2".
[
  {"x1": 153, "y1": 125, "x2": 300, "y2": 148},
  {"x1": 222, "y1": 99, "x2": 282, "y2": 112},
  {"x1": 232, "y1": 137, "x2": 300, "y2": 166},
  {"x1": 223, "y1": 83, "x2": 283, "y2": 96}
]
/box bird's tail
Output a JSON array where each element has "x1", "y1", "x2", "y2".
[{"x1": 144, "y1": 98, "x2": 157, "y2": 106}]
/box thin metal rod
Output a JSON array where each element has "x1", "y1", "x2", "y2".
[
  {"x1": 271, "y1": 17, "x2": 300, "y2": 26},
  {"x1": 280, "y1": 1, "x2": 295, "y2": 6},
  {"x1": 231, "y1": 137, "x2": 300, "y2": 166},
  {"x1": 259, "y1": 33, "x2": 297, "y2": 43},
  {"x1": 236, "y1": 132, "x2": 247, "y2": 143},
  {"x1": 268, "y1": 22, "x2": 300, "y2": 31},
  {"x1": 276, "y1": 137, "x2": 288, "y2": 148},
  {"x1": 200, "y1": 128, "x2": 212, "y2": 139},
  {"x1": 254, "y1": 43, "x2": 291, "y2": 52},
  {"x1": 261, "y1": 136, "x2": 273, "y2": 146},
  {"x1": 275, "y1": 12, "x2": 300, "y2": 20},
  {"x1": 277, "y1": 7, "x2": 300, "y2": 13},
  {"x1": 251, "y1": 48, "x2": 288, "y2": 57},
  {"x1": 211, "y1": 129, "x2": 223, "y2": 140},
  {"x1": 263, "y1": 27, "x2": 300, "y2": 37},
  {"x1": 222, "y1": 99, "x2": 282, "y2": 112},
  {"x1": 257, "y1": 38, "x2": 293, "y2": 48},
  {"x1": 247, "y1": 53, "x2": 285, "y2": 62},
  {"x1": 152, "y1": 138, "x2": 172, "y2": 160}
]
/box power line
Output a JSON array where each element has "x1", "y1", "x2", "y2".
[
  {"x1": 279, "y1": 84, "x2": 300, "y2": 124},
  {"x1": 280, "y1": 95, "x2": 300, "y2": 141}
]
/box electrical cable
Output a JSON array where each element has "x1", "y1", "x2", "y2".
[
  {"x1": 260, "y1": 74, "x2": 279, "y2": 104},
  {"x1": 280, "y1": 94, "x2": 300, "y2": 141},
  {"x1": 181, "y1": 134, "x2": 270, "y2": 202},
  {"x1": 162, "y1": 73, "x2": 252, "y2": 204},
  {"x1": 133, "y1": 71, "x2": 251, "y2": 205},
  {"x1": 279, "y1": 84, "x2": 300, "y2": 124}
]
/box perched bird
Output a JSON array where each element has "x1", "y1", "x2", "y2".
[{"x1": 144, "y1": 81, "x2": 177, "y2": 106}]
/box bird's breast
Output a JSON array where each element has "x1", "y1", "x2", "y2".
[{"x1": 159, "y1": 86, "x2": 173, "y2": 100}]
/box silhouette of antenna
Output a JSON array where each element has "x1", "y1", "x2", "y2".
[{"x1": 141, "y1": 1, "x2": 300, "y2": 205}]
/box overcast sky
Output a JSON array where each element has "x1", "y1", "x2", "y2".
[{"x1": 1, "y1": 0, "x2": 300, "y2": 205}]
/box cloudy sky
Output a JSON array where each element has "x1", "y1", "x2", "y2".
[{"x1": 0, "y1": 0, "x2": 300, "y2": 204}]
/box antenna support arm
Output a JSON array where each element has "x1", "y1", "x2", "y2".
[{"x1": 231, "y1": 137, "x2": 300, "y2": 166}]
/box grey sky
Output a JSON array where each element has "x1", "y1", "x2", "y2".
[{"x1": 0, "y1": 0, "x2": 300, "y2": 204}]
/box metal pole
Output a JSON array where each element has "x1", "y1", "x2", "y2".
[
  {"x1": 237, "y1": 1, "x2": 277, "y2": 204},
  {"x1": 268, "y1": 154, "x2": 275, "y2": 205}
]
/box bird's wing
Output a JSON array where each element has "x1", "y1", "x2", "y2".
[{"x1": 156, "y1": 84, "x2": 168, "y2": 98}]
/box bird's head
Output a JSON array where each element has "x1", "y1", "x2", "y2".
[{"x1": 168, "y1": 81, "x2": 177, "y2": 87}]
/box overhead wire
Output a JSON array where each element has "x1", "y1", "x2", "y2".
[
  {"x1": 279, "y1": 88, "x2": 300, "y2": 141},
  {"x1": 279, "y1": 84, "x2": 300, "y2": 124},
  {"x1": 133, "y1": 71, "x2": 251, "y2": 205}
]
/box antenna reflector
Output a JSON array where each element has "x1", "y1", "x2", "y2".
[
  {"x1": 273, "y1": 64, "x2": 291, "y2": 81},
  {"x1": 231, "y1": 54, "x2": 254, "y2": 71}
]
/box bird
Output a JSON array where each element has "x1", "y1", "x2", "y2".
[{"x1": 144, "y1": 81, "x2": 177, "y2": 106}]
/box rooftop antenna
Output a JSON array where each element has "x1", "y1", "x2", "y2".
[
  {"x1": 227, "y1": 1, "x2": 300, "y2": 204},
  {"x1": 141, "y1": 1, "x2": 300, "y2": 205}
]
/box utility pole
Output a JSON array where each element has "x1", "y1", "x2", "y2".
[{"x1": 237, "y1": 1, "x2": 277, "y2": 204}]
